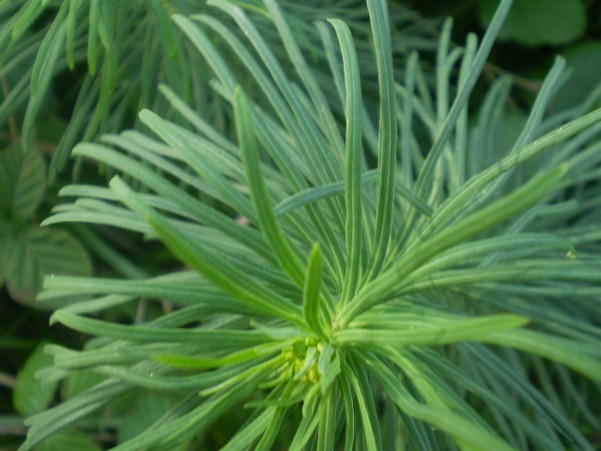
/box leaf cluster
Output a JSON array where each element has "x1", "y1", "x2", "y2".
[
  {"x1": 0, "y1": 145, "x2": 91, "y2": 305},
  {"x1": 5, "y1": 0, "x2": 601, "y2": 450}
]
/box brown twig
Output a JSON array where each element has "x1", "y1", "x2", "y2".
[{"x1": 0, "y1": 371, "x2": 16, "y2": 389}]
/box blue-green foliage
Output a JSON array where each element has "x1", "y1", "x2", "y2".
[{"x1": 6, "y1": 0, "x2": 601, "y2": 449}]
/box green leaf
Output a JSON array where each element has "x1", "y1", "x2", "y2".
[
  {"x1": 33, "y1": 428, "x2": 102, "y2": 451},
  {"x1": 400, "y1": 233, "x2": 576, "y2": 284},
  {"x1": 328, "y1": 18, "x2": 364, "y2": 304},
  {"x1": 11, "y1": 0, "x2": 45, "y2": 39},
  {"x1": 53, "y1": 310, "x2": 272, "y2": 346},
  {"x1": 422, "y1": 105, "x2": 601, "y2": 241},
  {"x1": 138, "y1": 109, "x2": 255, "y2": 221},
  {"x1": 288, "y1": 396, "x2": 320, "y2": 450},
  {"x1": 414, "y1": 165, "x2": 566, "y2": 260},
  {"x1": 0, "y1": 236, "x2": 7, "y2": 285},
  {"x1": 399, "y1": 259, "x2": 601, "y2": 295},
  {"x1": 87, "y1": 0, "x2": 99, "y2": 75},
  {"x1": 366, "y1": 355, "x2": 515, "y2": 451},
  {"x1": 254, "y1": 404, "x2": 288, "y2": 450},
  {"x1": 111, "y1": 371, "x2": 265, "y2": 451},
  {"x1": 274, "y1": 170, "x2": 432, "y2": 219},
  {"x1": 484, "y1": 329, "x2": 601, "y2": 382},
  {"x1": 108, "y1": 176, "x2": 304, "y2": 326},
  {"x1": 479, "y1": 0, "x2": 586, "y2": 46},
  {"x1": 366, "y1": 0, "x2": 398, "y2": 279},
  {"x1": 553, "y1": 42, "x2": 601, "y2": 110},
  {"x1": 263, "y1": 0, "x2": 345, "y2": 163},
  {"x1": 335, "y1": 314, "x2": 529, "y2": 347},
  {"x1": 302, "y1": 243, "x2": 326, "y2": 338},
  {"x1": 89, "y1": 361, "x2": 259, "y2": 393},
  {"x1": 65, "y1": 0, "x2": 81, "y2": 70},
  {"x1": 176, "y1": 10, "x2": 347, "y2": 277},
  {"x1": 338, "y1": 372, "x2": 355, "y2": 450},
  {"x1": 221, "y1": 407, "x2": 275, "y2": 451},
  {"x1": 13, "y1": 344, "x2": 58, "y2": 416},
  {"x1": 64, "y1": 141, "x2": 274, "y2": 262},
  {"x1": 22, "y1": 378, "x2": 130, "y2": 449},
  {"x1": 347, "y1": 358, "x2": 382, "y2": 450},
  {"x1": 49, "y1": 75, "x2": 100, "y2": 182},
  {"x1": 340, "y1": 164, "x2": 568, "y2": 324},
  {"x1": 316, "y1": 389, "x2": 336, "y2": 450},
  {"x1": 404, "y1": 0, "x2": 513, "y2": 248},
  {"x1": 319, "y1": 350, "x2": 340, "y2": 396},
  {"x1": 0, "y1": 146, "x2": 46, "y2": 221},
  {"x1": 234, "y1": 86, "x2": 305, "y2": 287},
  {"x1": 61, "y1": 370, "x2": 105, "y2": 401},
  {"x1": 22, "y1": 2, "x2": 67, "y2": 148},
  {"x1": 4, "y1": 227, "x2": 92, "y2": 305},
  {"x1": 117, "y1": 392, "x2": 174, "y2": 443},
  {"x1": 155, "y1": 342, "x2": 284, "y2": 369}
]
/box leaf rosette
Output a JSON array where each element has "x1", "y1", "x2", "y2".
[{"x1": 23, "y1": 0, "x2": 601, "y2": 449}]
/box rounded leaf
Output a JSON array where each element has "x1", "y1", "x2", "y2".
[
  {"x1": 13, "y1": 344, "x2": 58, "y2": 416},
  {"x1": 479, "y1": 0, "x2": 586, "y2": 46},
  {"x1": 117, "y1": 392, "x2": 175, "y2": 443},
  {"x1": 33, "y1": 428, "x2": 102, "y2": 451},
  {"x1": 0, "y1": 146, "x2": 47, "y2": 221},
  {"x1": 4, "y1": 227, "x2": 92, "y2": 305},
  {"x1": 553, "y1": 42, "x2": 601, "y2": 110}
]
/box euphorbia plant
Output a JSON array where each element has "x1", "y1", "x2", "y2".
[{"x1": 20, "y1": 0, "x2": 601, "y2": 449}]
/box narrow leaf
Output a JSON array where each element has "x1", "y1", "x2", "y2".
[
  {"x1": 335, "y1": 314, "x2": 529, "y2": 347},
  {"x1": 22, "y1": 3, "x2": 67, "y2": 147},
  {"x1": 234, "y1": 86, "x2": 305, "y2": 287},
  {"x1": 340, "y1": 163, "x2": 567, "y2": 324},
  {"x1": 366, "y1": 0, "x2": 398, "y2": 279},
  {"x1": 329, "y1": 18, "x2": 364, "y2": 304},
  {"x1": 484, "y1": 329, "x2": 601, "y2": 382},
  {"x1": 303, "y1": 243, "x2": 326, "y2": 338},
  {"x1": 367, "y1": 355, "x2": 516, "y2": 451},
  {"x1": 109, "y1": 176, "x2": 304, "y2": 326},
  {"x1": 53, "y1": 310, "x2": 271, "y2": 346}
]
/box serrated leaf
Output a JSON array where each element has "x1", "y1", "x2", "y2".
[
  {"x1": 13, "y1": 344, "x2": 58, "y2": 416},
  {"x1": 4, "y1": 227, "x2": 92, "y2": 305},
  {"x1": 0, "y1": 146, "x2": 46, "y2": 221},
  {"x1": 479, "y1": 0, "x2": 586, "y2": 46}
]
